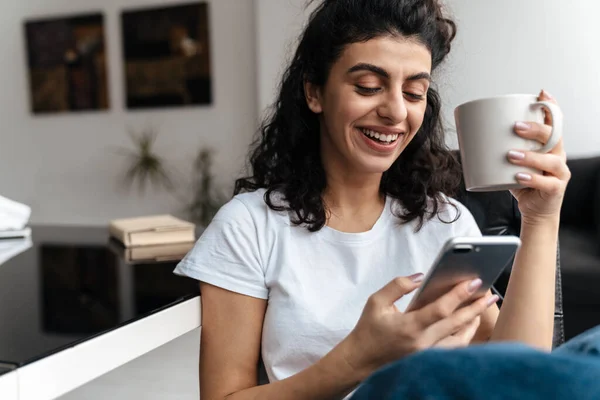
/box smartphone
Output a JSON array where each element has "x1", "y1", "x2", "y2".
[{"x1": 405, "y1": 236, "x2": 521, "y2": 312}]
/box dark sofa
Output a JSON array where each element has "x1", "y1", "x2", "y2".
[{"x1": 559, "y1": 156, "x2": 600, "y2": 340}]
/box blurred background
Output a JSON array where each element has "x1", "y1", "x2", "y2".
[
  {"x1": 1, "y1": 1, "x2": 599, "y2": 399},
  {"x1": 0, "y1": 0, "x2": 597, "y2": 226}
]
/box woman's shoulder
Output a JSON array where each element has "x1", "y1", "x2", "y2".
[
  {"x1": 213, "y1": 188, "x2": 289, "y2": 227},
  {"x1": 217, "y1": 189, "x2": 266, "y2": 216}
]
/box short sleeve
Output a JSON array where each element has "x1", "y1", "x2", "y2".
[
  {"x1": 173, "y1": 198, "x2": 268, "y2": 299},
  {"x1": 450, "y1": 198, "x2": 483, "y2": 238}
]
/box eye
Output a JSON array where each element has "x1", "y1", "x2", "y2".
[
  {"x1": 355, "y1": 84, "x2": 381, "y2": 95},
  {"x1": 403, "y1": 92, "x2": 425, "y2": 102}
]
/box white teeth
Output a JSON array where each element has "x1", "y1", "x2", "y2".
[{"x1": 361, "y1": 129, "x2": 400, "y2": 143}]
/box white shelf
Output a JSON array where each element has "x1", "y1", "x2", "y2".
[
  {"x1": 0, "y1": 370, "x2": 18, "y2": 400},
  {"x1": 0, "y1": 296, "x2": 201, "y2": 400}
]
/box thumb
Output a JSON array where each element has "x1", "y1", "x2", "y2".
[
  {"x1": 538, "y1": 89, "x2": 557, "y2": 125},
  {"x1": 371, "y1": 274, "x2": 423, "y2": 307}
]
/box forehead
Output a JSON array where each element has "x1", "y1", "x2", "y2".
[{"x1": 335, "y1": 36, "x2": 432, "y2": 76}]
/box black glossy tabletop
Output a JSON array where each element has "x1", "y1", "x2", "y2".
[
  {"x1": 0, "y1": 365, "x2": 15, "y2": 376},
  {"x1": 0, "y1": 225, "x2": 199, "y2": 366}
]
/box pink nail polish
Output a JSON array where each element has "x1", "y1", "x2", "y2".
[
  {"x1": 516, "y1": 173, "x2": 532, "y2": 181},
  {"x1": 486, "y1": 295, "x2": 500, "y2": 306},
  {"x1": 542, "y1": 89, "x2": 555, "y2": 100},
  {"x1": 410, "y1": 273, "x2": 424, "y2": 283},
  {"x1": 508, "y1": 150, "x2": 525, "y2": 160},
  {"x1": 468, "y1": 279, "x2": 482, "y2": 293},
  {"x1": 514, "y1": 122, "x2": 530, "y2": 131}
]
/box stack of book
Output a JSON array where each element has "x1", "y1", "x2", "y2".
[{"x1": 109, "y1": 215, "x2": 196, "y2": 263}]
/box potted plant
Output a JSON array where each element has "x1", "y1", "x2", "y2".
[
  {"x1": 118, "y1": 125, "x2": 174, "y2": 193},
  {"x1": 117, "y1": 126, "x2": 226, "y2": 227},
  {"x1": 186, "y1": 147, "x2": 226, "y2": 228}
]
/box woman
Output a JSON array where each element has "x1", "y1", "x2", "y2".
[{"x1": 174, "y1": 0, "x2": 574, "y2": 398}]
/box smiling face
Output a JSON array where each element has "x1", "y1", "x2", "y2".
[{"x1": 305, "y1": 35, "x2": 432, "y2": 177}]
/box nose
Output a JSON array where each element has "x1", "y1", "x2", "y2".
[{"x1": 376, "y1": 90, "x2": 408, "y2": 124}]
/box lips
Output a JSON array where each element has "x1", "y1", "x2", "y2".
[
  {"x1": 360, "y1": 128, "x2": 399, "y2": 144},
  {"x1": 358, "y1": 127, "x2": 404, "y2": 152}
]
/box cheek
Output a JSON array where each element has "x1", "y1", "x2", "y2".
[
  {"x1": 338, "y1": 96, "x2": 372, "y2": 121},
  {"x1": 326, "y1": 96, "x2": 372, "y2": 135},
  {"x1": 408, "y1": 103, "x2": 427, "y2": 135}
]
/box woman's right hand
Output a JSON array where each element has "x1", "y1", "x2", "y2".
[{"x1": 340, "y1": 274, "x2": 499, "y2": 378}]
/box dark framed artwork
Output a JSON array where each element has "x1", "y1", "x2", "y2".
[
  {"x1": 24, "y1": 13, "x2": 109, "y2": 114},
  {"x1": 121, "y1": 2, "x2": 212, "y2": 109}
]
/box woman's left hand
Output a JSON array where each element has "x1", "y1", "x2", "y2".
[{"x1": 507, "y1": 90, "x2": 571, "y2": 223}]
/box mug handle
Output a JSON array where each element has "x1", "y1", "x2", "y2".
[{"x1": 531, "y1": 101, "x2": 563, "y2": 153}]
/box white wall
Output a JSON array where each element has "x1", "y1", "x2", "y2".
[
  {"x1": 255, "y1": 0, "x2": 600, "y2": 158},
  {"x1": 439, "y1": 0, "x2": 600, "y2": 156},
  {"x1": 6, "y1": 0, "x2": 599, "y2": 225},
  {"x1": 255, "y1": 0, "x2": 312, "y2": 118},
  {"x1": 0, "y1": 0, "x2": 257, "y2": 225}
]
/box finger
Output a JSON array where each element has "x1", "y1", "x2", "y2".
[
  {"x1": 412, "y1": 278, "x2": 482, "y2": 327},
  {"x1": 514, "y1": 119, "x2": 564, "y2": 156},
  {"x1": 538, "y1": 89, "x2": 558, "y2": 125},
  {"x1": 523, "y1": 90, "x2": 563, "y2": 153},
  {"x1": 514, "y1": 172, "x2": 570, "y2": 196},
  {"x1": 434, "y1": 316, "x2": 481, "y2": 349},
  {"x1": 513, "y1": 121, "x2": 552, "y2": 147},
  {"x1": 421, "y1": 294, "x2": 498, "y2": 345},
  {"x1": 507, "y1": 151, "x2": 571, "y2": 180},
  {"x1": 368, "y1": 274, "x2": 423, "y2": 309}
]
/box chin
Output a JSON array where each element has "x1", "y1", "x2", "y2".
[{"x1": 355, "y1": 154, "x2": 398, "y2": 174}]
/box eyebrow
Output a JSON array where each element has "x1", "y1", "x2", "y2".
[
  {"x1": 347, "y1": 63, "x2": 432, "y2": 82},
  {"x1": 406, "y1": 71, "x2": 432, "y2": 82}
]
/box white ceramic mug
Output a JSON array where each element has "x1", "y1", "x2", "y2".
[{"x1": 454, "y1": 94, "x2": 563, "y2": 192}]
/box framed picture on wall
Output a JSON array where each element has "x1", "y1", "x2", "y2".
[
  {"x1": 24, "y1": 12, "x2": 109, "y2": 114},
  {"x1": 121, "y1": 2, "x2": 212, "y2": 109}
]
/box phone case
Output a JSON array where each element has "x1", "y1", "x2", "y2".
[{"x1": 406, "y1": 236, "x2": 521, "y2": 312}]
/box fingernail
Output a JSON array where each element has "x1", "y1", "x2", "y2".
[
  {"x1": 507, "y1": 150, "x2": 525, "y2": 160},
  {"x1": 516, "y1": 173, "x2": 532, "y2": 181},
  {"x1": 542, "y1": 89, "x2": 555, "y2": 100},
  {"x1": 468, "y1": 279, "x2": 482, "y2": 293},
  {"x1": 514, "y1": 122, "x2": 530, "y2": 131},
  {"x1": 486, "y1": 295, "x2": 500, "y2": 307},
  {"x1": 410, "y1": 273, "x2": 424, "y2": 283}
]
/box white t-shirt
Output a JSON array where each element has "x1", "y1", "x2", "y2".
[{"x1": 173, "y1": 188, "x2": 481, "y2": 384}]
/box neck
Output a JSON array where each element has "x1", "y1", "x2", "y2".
[
  {"x1": 319, "y1": 126, "x2": 387, "y2": 232},
  {"x1": 323, "y1": 174, "x2": 384, "y2": 212},
  {"x1": 322, "y1": 163, "x2": 386, "y2": 233}
]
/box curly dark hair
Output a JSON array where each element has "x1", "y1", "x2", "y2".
[{"x1": 235, "y1": 0, "x2": 462, "y2": 231}]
